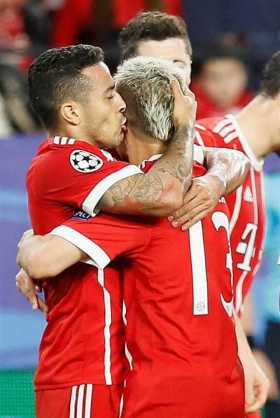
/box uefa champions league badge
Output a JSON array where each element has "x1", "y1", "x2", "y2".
[{"x1": 70, "y1": 150, "x2": 104, "y2": 173}]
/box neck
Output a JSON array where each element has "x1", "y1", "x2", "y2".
[
  {"x1": 48, "y1": 125, "x2": 95, "y2": 146},
  {"x1": 126, "y1": 127, "x2": 167, "y2": 165},
  {"x1": 235, "y1": 94, "x2": 276, "y2": 159}
]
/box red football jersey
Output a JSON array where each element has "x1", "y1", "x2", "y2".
[
  {"x1": 195, "y1": 116, "x2": 266, "y2": 313},
  {"x1": 52, "y1": 158, "x2": 244, "y2": 418},
  {"x1": 27, "y1": 136, "x2": 141, "y2": 389},
  {"x1": 27, "y1": 136, "x2": 141, "y2": 234}
]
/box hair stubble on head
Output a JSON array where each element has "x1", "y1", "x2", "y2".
[
  {"x1": 119, "y1": 11, "x2": 192, "y2": 62},
  {"x1": 28, "y1": 44, "x2": 104, "y2": 129},
  {"x1": 260, "y1": 50, "x2": 280, "y2": 98}
]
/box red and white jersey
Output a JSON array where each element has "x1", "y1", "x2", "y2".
[
  {"x1": 195, "y1": 115, "x2": 266, "y2": 312},
  {"x1": 27, "y1": 136, "x2": 141, "y2": 234},
  {"x1": 52, "y1": 157, "x2": 243, "y2": 418},
  {"x1": 27, "y1": 136, "x2": 141, "y2": 389},
  {"x1": 34, "y1": 259, "x2": 128, "y2": 389}
]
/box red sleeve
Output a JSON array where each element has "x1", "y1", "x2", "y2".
[
  {"x1": 196, "y1": 117, "x2": 246, "y2": 151},
  {"x1": 50, "y1": 212, "x2": 151, "y2": 269},
  {"x1": 194, "y1": 123, "x2": 225, "y2": 148},
  {"x1": 27, "y1": 141, "x2": 142, "y2": 216}
]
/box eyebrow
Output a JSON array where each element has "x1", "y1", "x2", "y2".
[
  {"x1": 173, "y1": 59, "x2": 187, "y2": 65},
  {"x1": 104, "y1": 82, "x2": 116, "y2": 94}
]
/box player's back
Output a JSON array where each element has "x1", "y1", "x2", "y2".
[
  {"x1": 122, "y1": 160, "x2": 244, "y2": 418},
  {"x1": 195, "y1": 116, "x2": 266, "y2": 312}
]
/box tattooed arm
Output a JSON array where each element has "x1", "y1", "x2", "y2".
[
  {"x1": 203, "y1": 147, "x2": 250, "y2": 195},
  {"x1": 169, "y1": 147, "x2": 250, "y2": 230},
  {"x1": 99, "y1": 81, "x2": 196, "y2": 217}
]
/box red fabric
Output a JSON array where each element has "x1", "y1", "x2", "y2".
[
  {"x1": 27, "y1": 137, "x2": 139, "y2": 389},
  {"x1": 61, "y1": 157, "x2": 244, "y2": 418},
  {"x1": 195, "y1": 118, "x2": 266, "y2": 313},
  {"x1": 51, "y1": 0, "x2": 183, "y2": 45},
  {"x1": 112, "y1": 0, "x2": 183, "y2": 29},
  {"x1": 36, "y1": 384, "x2": 123, "y2": 418},
  {"x1": 0, "y1": 7, "x2": 27, "y2": 47},
  {"x1": 192, "y1": 81, "x2": 253, "y2": 120},
  {"x1": 112, "y1": 0, "x2": 145, "y2": 28},
  {"x1": 51, "y1": 0, "x2": 93, "y2": 47},
  {"x1": 27, "y1": 137, "x2": 139, "y2": 235},
  {"x1": 164, "y1": 0, "x2": 183, "y2": 16},
  {"x1": 245, "y1": 412, "x2": 262, "y2": 418}
]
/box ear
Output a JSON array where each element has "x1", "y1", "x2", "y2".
[{"x1": 59, "y1": 101, "x2": 81, "y2": 126}]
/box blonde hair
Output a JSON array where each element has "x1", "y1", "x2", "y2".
[{"x1": 115, "y1": 56, "x2": 186, "y2": 142}]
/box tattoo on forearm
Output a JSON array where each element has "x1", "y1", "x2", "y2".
[{"x1": 100, "y1": 126, "x2": 194, "y2": 211}]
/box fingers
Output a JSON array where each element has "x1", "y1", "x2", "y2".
[
  {"x1": 170, "y1": 78, "x2": 183, "y2": 96},
  {"x1": 179, "y1": 209, "x2": 212, "y2": 231},
  {"x1": 15, "y1": 268, "x2": 47, "y2": 313},
  {"x1": 245, "y1": 381, "x2": 257, "y2": 413},
  {"x1": 169, "y1": 193, "x2": 197, "y2": 221},
  {"x1": 245, "y1": 377, "x2": 269, "y2": 413},
  {"x1": 37, "y1": 297, "x2": 48, "y2": 314},
  {"x1": 171, "y1": 78, "x2": 195, "y2": 99},
  {"x1": 170, "y1": 198, "x2": 216, "y2": 229}
]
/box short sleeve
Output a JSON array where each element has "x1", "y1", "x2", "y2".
[
  {"x1": 28, "y1": 141, "x2": 142, "y2": 216},
  {"x1": 195, "y1": 123, "x2": 224, "y2": 148},
  {"x1": 50, "y1": 212, "x2": 151, "y2": 269}
]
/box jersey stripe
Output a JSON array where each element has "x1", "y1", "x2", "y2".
[
  {"x1": 60, "y1": 136, "x2": 68, "y2": 145},
  {"x1": 98, "y1": 269, "x2": 112, "y2": 385},
  {"x1": 193, "y1": 144, "x2": 205, "y2": 164},
  {"x1": 119, "y1": 394, "x2": 124, "y2": 418},
  {"x1": 82, "y1": 165, "x2": 142, "y2": 216},
  {"x1": 235, "y1": 270, "x2": 247, "y2": 313},
  {"x1": 195, "y1": 129, "x2": 205, "y2": 147},
  {"x1": 229, "y1": 186, "x2": 243, "y2": 235},
  {"x1": 213, "y1": 118, "x2": 231, "y2": 134},
  {"x1": 250, "y1": 167, "x2": 258, "y2": 224},
  {"x1": 77, "y1": 384, "x2": 85, "y2": 418},
  {"x1": 223, "y1": 131, "x2": 237, "y2": 144},
  {"x1": 50, "y1": 225, "x2": 111, "y2": 269},
  {"x1": 84, "y1": 384, "x2": 93, "y2": 418},
  {"x1": 53, "y1": 136, "x2": 76, "y2": 145},
  {"x1": 69, "y1": 386, "x2": 77, "y2": 418},
  {"x1": 234, "y1": 168, "x2": 259, "y2": 313},
  {"x1": 194, "y1": 123, "x2": 206, "y2": 131},
  {"x1": 122, "y1": 302, "x2": 133, "y2": 370},
  {"x1": 218, "y1": 124, "x2": 235, "y2": 138}
]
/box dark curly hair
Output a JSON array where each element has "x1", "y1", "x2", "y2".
[
  {"x1": 260, "y1": 51, "x2": 280, "y2": 98},
  {"x1": 28, "y1": 44, "x2": 104, "y2": 128},
  {"x1": 119, "y1": 11, "x2": 192, "y2": 62}
]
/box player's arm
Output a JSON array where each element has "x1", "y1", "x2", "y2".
[
  {"x1": 16, "y1": 215, "x2": 149, "y2": 310},
  {"x1": 17, "y1": 234, "x2": 86, "y2": 279},
  {"x1": 98, "y1": 81, "x2": 196, "y2": 216},
  {"x1": 16, "y1": 234, "x2": 88, "y2": 312},
  {"x1": 203, "y1": 147, "x2": 250, "y2": 194},
  {"x1": 234, "y1": 312, "x2": 269, "y2": 413},
  {"x1": 169, "y1": 147, "x2": 250, "y2": 230}
]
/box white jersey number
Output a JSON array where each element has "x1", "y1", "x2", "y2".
[
  {"x1": 236, "y1": 223, "x2": 257, "y2": 272},
  {"x1": 189, "y1": 211, "x2": 234, "y2": 317}
]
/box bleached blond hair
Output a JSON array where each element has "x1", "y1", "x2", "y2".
[{"x1": 114, "y1": 56, "x2": 186, "y2": 142}]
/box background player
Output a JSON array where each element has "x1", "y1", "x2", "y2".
[
  {"x1": 118, "y1": 11, "x2": 273, "y2": 415},
  {"x1": 189, "y1": 51, "x2": 280, "y2": 310}
]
